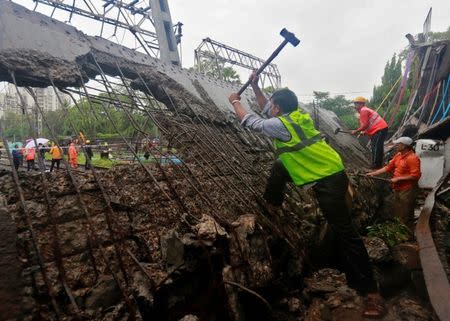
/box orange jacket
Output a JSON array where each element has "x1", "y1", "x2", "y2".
[
  {"x1": 68, "y1": 144, "x2": 78, "y2": 160},
  {"x1": 384, "y1": 150, "x2": 421, "y2": 191},
  {"x1": 26, "y1": 148, "x2": 36, "y2": 161},
  {"x1": 49, "y1": 145, "x2": 62, "y2": 160},
  {"x1": 357, "y1": 106, "x2": 388, "y2": 136}
]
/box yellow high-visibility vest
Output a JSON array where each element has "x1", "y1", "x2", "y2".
[{"x1": 274, "y1": 109, "x2": 344, "y2": 185}]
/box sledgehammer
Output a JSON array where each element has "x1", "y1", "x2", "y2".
[{"x1": 237, "y1": 28, "x2": 300, "y2": 95}]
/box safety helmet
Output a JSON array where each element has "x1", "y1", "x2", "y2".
[
  {"x1": 86, "y1": 140, "x2": 91, "y2": 144},
  {"x1": 352, "y1": 96, "x2": 367, "y2": 103}
]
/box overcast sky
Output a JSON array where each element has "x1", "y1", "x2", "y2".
[
  {"x1": 169, "y1": 0, "x2": 449, "y2": 102},
  {"x1": 8, "y1": 0, "x2": 450, "y2": 103}
]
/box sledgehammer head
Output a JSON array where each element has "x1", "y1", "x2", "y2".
[{"x1": 280, "y1": 28, "x2": 300, "y2": 46}]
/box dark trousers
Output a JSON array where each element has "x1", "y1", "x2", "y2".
[
  {"x1": 13, "y1": 160, "x2": 20, "y2": 171},
  {"x1": 50, "y1": 159, "x2": 61, "y2": 172},
  {"x1": 370, "y1": 128, "x2": 388, "y2": 169},
  {"x1": 85, "y1": 157, "x2": 92, "y2": 169},
  {"x1": 264, "y1": 161, "x2": 377, "y2": 295},
  {"x1": 27, "y1": 160, "x2": 35, "y2": 171}
]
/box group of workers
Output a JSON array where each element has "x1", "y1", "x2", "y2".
[
  {"x1": 10, "y1": 141, "x2": 94, "y2": 172},
  {"x1": 228, "y1": 73, "x2": 421, "y2": 318}
]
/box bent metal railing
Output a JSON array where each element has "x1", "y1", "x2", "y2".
[{"x1": 416, "y1": 171, "x2": 450, "y2": 321}]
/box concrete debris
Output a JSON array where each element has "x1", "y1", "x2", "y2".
[
  {"x1": 193, "y1": 214, "x2": 228, "y2": 241},
  {"x1": 0, "y1": 161, "x2": 406, "y2": 320},
  {"x1": 161, "y1": 230, "x2": 185, "y2": 268},
  {"x1": 304, "y1": 269, "x2": 348, "y2": 295},
  {"x1": 392, "y1": 243, "x2": 421, "y2": 270},
  {"x1": 229, "y1": 214, "x2": 274, "y2": 288},
  {"x1": 302, "y1": 269, "x2": 437, "y2": 321},
  {"x1": 363, "y1": 237, "x2": 390, "y2": 262},
  {"x1": 85, "y1": 276, "x2": 121, "y2": 312}
]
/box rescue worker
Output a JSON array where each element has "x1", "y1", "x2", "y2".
[
  {"x1": 367, "y1": 137, "x2": 421, "y2": 232},
  {"x1": 26, "y1": 146, "x2": 36, "y2": 171},
  {"x1": 85, "y1": 140, "x2": 93, "y2": 170},
  {"x1": 228, "y1": 74, "x2": 385, "y2": 318},
  {"x1": 68, "y1": 142, "x2": 78, "y2": 168},
  {"x1": 12, "y1": 144, "x2": 21, "y2": 171},
  {"x1": 351, "y1": 97, "x2": 388, "y2": 169},
  {"x1": 49, "y1": 143, "x2": 62, "y2": 172}
]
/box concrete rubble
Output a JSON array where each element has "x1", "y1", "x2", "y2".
[
  {"x1": 0, "y1": 166, "x2": 438, "y2": 320},
  {"x1": 0, "y1": 1, "x2": 444, "y2": 320}
]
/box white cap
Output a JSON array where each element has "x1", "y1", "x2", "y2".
[{"x1": 393, "y1": 137, "x2": 413, "y2": 146}]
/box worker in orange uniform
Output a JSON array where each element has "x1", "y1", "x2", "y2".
[
  {"x1": 26, "y1": 146, "x2": 36, "y2": 171},
  {"x1": 68, "y1": 142, "x2": 78, "y2": 168},
  {"x1": 351, "y1": 97, "x2": 388, "y2": 169},
  {"x1": 49, "y1": 143, "x2": 63, "y2": 172},
  {"x1": 367, "y1": 137, "x2": 421, "y2": 232}
]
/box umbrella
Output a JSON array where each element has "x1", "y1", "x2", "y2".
[
  {"x1": 8, "y1": 142, "x2": 23, "y2": 149},
  {"x1": 25, "y1": 138, "x2": 49, "y2": 149}
]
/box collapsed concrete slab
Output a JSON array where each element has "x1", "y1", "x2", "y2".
[
  {"x1": 0, "y1": 0, "x2": 370, "y2": 166},
  {"x1": 0, "y1": 0, "x2": 246, "y2": 122}
]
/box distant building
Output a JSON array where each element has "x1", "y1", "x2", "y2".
[{"x1": 0, "y1": 83, "x2": 70, "y2": 115}]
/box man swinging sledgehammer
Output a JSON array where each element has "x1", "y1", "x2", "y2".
[{"x1": 228, "y1": 75, "x2": 386, "y2": 318}]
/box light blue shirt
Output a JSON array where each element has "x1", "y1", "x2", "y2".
[{"x1": 241, "y1": 100, "x2": 291, "y2": 142}]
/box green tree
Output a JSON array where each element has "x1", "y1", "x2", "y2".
[
  {"x1": 370, "y1": 54, "x2": 402, "y2": 108},
  {"x1": 312, "y1": 91, "x2": 357, "y2": 128},
  {"x1": 262, "y1": 86, "x2": 276, "y2": 96},
  {"x1": 428, "y1": 25, "x2": 450, "y2": 41},
  {"x1": 192, "y1": 58, "x2": 241, "y2": 83},
  {"x1": 2, "y1": 111, "x2": 30, "y2": 141}
]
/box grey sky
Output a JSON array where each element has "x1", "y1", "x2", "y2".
[
  {"x1": 170, "y1": 0, "x2": 449, "y2": 102},
  {"x1": 7, "y1": 0, "x2": 450, "y2": 103}
]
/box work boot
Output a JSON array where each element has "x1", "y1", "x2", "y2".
[{"x1": 362, "y1": 293, "x2": 386, "y2": 319}]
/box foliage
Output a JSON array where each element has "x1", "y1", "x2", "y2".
[
  {"x1": 192, "y1": 58, "x2": 241, "y2": 83},
  {"x1": 2, "y1": 111, "x2": 31, "y2": 139},
  {"x1": 97, "y1": 133, "x2": 121, "y2": 139},
  {"x1": 311, "y1": 91, "x2": 358, "y2": 129},
  {"x1": 370, "y1": 54, "x2": 402, "y2": 109},
  {"x1": 262, "y1": 86, "x2": 276, "y2": 96},
  {"x1": 366, "y1": 218, "x2": 410, "y2": 247},
  {"x1": 2, "y1": 93, "x2": 158, "y2": 142},
  {"x1": 428, "y1": 25, "x2": 450, "y2": 42}
]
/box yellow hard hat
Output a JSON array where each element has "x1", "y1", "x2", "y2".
[
  {"x1": 86, "y1": 140, "x2": 91, "y2": 144},
  {"x1": 353, "y1": 96, "x2": 367, "y2": 103}
]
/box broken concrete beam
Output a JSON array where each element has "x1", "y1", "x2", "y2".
[
  {"x1": 0, "y1": 1, "x2": 370, "y2": 166},
  {"x1": 0, "y1": 0, "x2": 254, "y2": 122}
]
